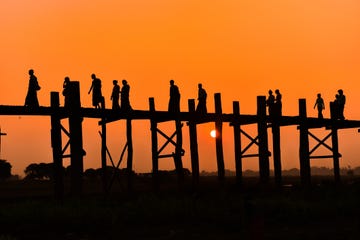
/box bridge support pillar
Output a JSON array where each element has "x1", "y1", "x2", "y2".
[
  {"x1": 50, "y1": 92, "x2": 64, "y2": 200},
  {"x1": 299, "y1": 99, "x2": 311, "y2": 186},
  {"x1": 149, "y1": 98, "x2": 159, "y2": 190},
  {"x1": 330, "y1": 102, "x2": 340, "y2": 183},
  {"x1": 215, "y1": 93, "x2": 225, "y2": 182},
  {"x1": 67, "y1": 81, "x2": 84, "y2": 195},
  {"x1": 188, "y1": 99, "x2": 199, "y2": 187},
  {"x1": 232, "y1": 101, "x2": 242, "y2": 187},
  {"x1": 257, "y1": 96, "x2": 270, "y2": 183}
]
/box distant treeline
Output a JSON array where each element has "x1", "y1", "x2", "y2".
[
  {"x1": 201, "y1": 167, "x2": 360, "y2": 177},
  {"x1": 22, "y1": 162, "x2": 192, "y2": 180},
  {"x1": 0, "y1": 162, "x2": 358, "y2": 181}
]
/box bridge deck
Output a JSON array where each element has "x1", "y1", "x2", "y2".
[{"x1": 1, "y1": 105, "x2": 360, "y2": 129}]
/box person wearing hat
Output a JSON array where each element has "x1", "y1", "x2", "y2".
[{"x1": 111, "y1": 80, "x2": 120, "y2": 110}]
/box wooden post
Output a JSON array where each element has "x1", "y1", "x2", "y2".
[
  {"x1": 126, "y1": 118, "x2": 134, "y2": 192},
  {"x1": 299, "y1": 99, "x2": 311, "y2": 186},
  {"x1": 101, "y1": 101, "x2": 108, "y2": 194},
  {"x1": 257, "y1": 96, "x2": 270, "y2": 183},
  {"x1": 214, "y1": 93, "x2": 225, "y2": 181},
  {"x1": 188, "y1": 99, "x2": 199, "y2": 186},
  {"x1": 232, "y1": 101, "x2": 242, "y2": 187},
  {"x1": 68, "y1": 81, "x2": 84, "y2": 195},
  {"x1": 174, "y1": 119, "x2": 184, "y2": 185},
  {"x1": 330, "y1": 102, "x2": 340, "y2": 183},
  {"x1": 50, "y1": 92, "x2": 63, "y2": 200},
  {"x1": 272, "y1": 120, "x2": 282, "y2": 187},
  {"x1": 149, "y1": 98, "x2": 159, "y2": 190}
]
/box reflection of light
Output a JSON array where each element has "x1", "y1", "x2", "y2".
[{"x1": 210, "y1": 129, "x2": 216, "y2": 138}]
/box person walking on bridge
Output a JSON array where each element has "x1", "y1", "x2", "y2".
[
  {"x1": 88, "y1": 73, "x2": 103, "y2": 109},
  {"x1": 196, "y1": 83, "x2": 207, "y2": 114},
  {"x1": 120, "y1": 79, "x2": 132, "y2": 112},
  {"x1": 110, "y1": 80, "x2": 120, "y2": 110},
  {"x1": 24, "y1": 69, "x2": 41, "y2": 108},
  {"x1": 313, "y1": 93, "x2": 325, "y2": 119},
  {"x1": 168, "y1": 80, "x2": 180, "y2": 113}
]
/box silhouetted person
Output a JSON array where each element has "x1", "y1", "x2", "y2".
[
  {"x1": 111, "y1": 80, "x2": 120, "y2": 110},
  {"x1": 88, "y1": 73, "x2": 103, "y2": 109},
  {"x1": 168, "y1": 80, "x2": 180, "y2": 113},
  {"x1": 332, "y1": 94, "x2": 340, "y2": 120},
  {"x1": 274, "y1": 89, "x2": 282, "y2": 117},
  {"x1": 338, "y1": 89, "x2": 345, "y2": 120},
  {"x1": 62, "y1": 76, "x2": 71, "y2": 108},
  {"x1": 120, "y1": 79, "x2": 132, "y2": 112},
  {"x1": 196, "y1": 83, "x2": 207, "y2": 114},
  {"x1": 313, "y1": 93, "x2": 325, "y2": 119},
  {"x1": 24, "y1": 69, "x2": 40, "y2": 108},
  {"x1": 266, "y1": 90, "x2": 275, "y2": 118}
]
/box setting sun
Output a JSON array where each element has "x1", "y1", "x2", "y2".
[{"x1": 210, "y1": 129, "x2": 217, "y2": 138}]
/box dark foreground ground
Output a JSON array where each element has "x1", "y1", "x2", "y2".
[{"x1": 0, "y1": 175, "x2": 360, "y2": 240}]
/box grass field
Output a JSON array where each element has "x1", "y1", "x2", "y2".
[{"x1": 0, "y1": 176, "x2": 360, "y2": 239}]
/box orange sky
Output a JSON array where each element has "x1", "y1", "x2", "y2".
[{"x1": 1, "y1": 0, "x2": 360, "y2": 176}]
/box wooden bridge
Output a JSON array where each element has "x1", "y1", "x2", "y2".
[{"x1": 1, "y1": 81, "x2": 360, "y2": 198}]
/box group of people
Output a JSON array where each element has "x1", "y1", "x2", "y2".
[
  {"x1": 23, "y1": 69, "x2": 346, "y2": 120},
  {"x1": 87, "y1": 74, "x2": 132, "y2": 111},
  {"x1": 314, "y1": 90, "x2": 346, "y2": 120},
  {"x1": 62, "y1": 74, "x2": 132, "y2": 112},
  {"x1": 24, "y1": 69, "x2": 207, "y2": 113},
  {"x1": 168, "y1": 80, "x2": 207, "y2": 114},
  {"x1": 266, "y1": 89, "x2": 282, "y2": 119}
]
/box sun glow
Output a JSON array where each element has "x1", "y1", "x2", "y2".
[{"x1": 210, "y1": 129, "x2": 217, "y2": 138}]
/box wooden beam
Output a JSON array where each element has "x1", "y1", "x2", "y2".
[
  {"x1": 126, "y1": 119, "x2": 134, "y2": 192},
  {"x1": 50, "y1": 92, "x2": 64, "y2": 200},
  {"x1": 67, "y1": 81, "x2": 84, "y2": 195},
  {"x1": 330, "y1": 101, "x2": 340, "y2": 183},
  {"x1": 149, "y1": 98, "x2": 159, "y2": 190},
  {"x1": 257, "y1": 96, "x2": 270, "y2": 183},
  {"x1": 188, "y1": 99, "x2": 199, "y2": 186},
  {"x1": 214, "y1": 93, "x2": 225, "y2": 181},
  {"x1": 299, "y1": 99, "x2": 311, "y2": 186},
  {"x1": 232, "y1": 101, "x2": 242, "y2": 186}
]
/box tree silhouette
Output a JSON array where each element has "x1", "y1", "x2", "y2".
[
  {"x1": 24, "y1": 163, "x2": 55, "y2": 180},
  {"x1": 0, "y1": 159, "x2": 12, "y2": 181}
]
